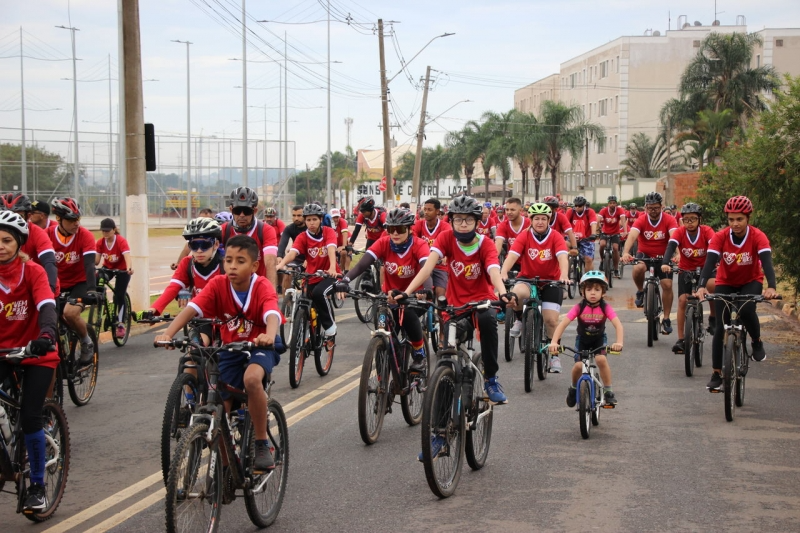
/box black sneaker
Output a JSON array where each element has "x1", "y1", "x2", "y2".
[
  {"x1": 635, "y1": 290, "x2": 644, "y2": 308},
  {"x1": 254, "y1": 441, "x2": 275, "y2": 472},
  {"x1": 78, "y1": 340, "x2": 94, "y2": 368},
  {"x1": 409, "y1": 349, "x2": 427, "y2": 374},
  {"x1": 672, "y1": 339, "x2": 685, "y2": 354},
  {"x1": 614, "y1": 269, "x2": 621, "y2": 279},
  {"x1": 707, "y1": 372, "x2": 723, "y2": 391},
  {"x1": 661, "y1": 318, "x2": 673, "y2": 335},
  {"x1": 603, "y1": 390, "x2": 618, "y2": 406},
  {"x1": 707, "y1": 316, "x2": 716, "y2": 334},
  {"x1": 752, "y1": 340, "x2": 766, "y2": 362},
  {"x1": 566, "y1": 386, "x2": 577, "y2": 408},
  {"x1": 24, "y1": 483, "x2": 47, "y2": 511}
]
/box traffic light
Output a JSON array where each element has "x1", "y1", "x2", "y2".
[{"x1": 145, "y1": 123, "x2": 156, "y2": 171}]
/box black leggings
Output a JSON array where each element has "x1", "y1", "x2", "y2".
[
  {"x1": 107, "y1": 271, "x2": 131, "y2": 318},
  {"x1": 310, "y1": 278, "x2": 337, "y2": 332},
  {"x1": 391, "y1": 306, "x2": 424, "y2": 345},
  {"x1": 461, "y1": 308, "x2": 499, "y2": 379},
  {"x1": 0, "y1": 364, "x2": 54, "y2": 434},
  {"x1": 711, "y1": 282, "x2": 762, "y2": 369}
]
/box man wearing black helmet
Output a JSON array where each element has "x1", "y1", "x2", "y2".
[
  {"x1": 566, "y1": 196, "x2": 598, "y2": 271},
  {"x1": 348, "y1": 196, "x2": 387, "y2": 250},
  {"x1": 597, "y1": 195, "x2": 627, "y2": 278}
]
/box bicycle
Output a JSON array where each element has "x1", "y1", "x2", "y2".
[
  {"x1": 626, "y1": 257, "x2": 664, "y2": 348},
  {"x1": 278, "y1": 268, "x2": 337, "y2": 389},
  {"x1": 347, "y1": 288, "x2": 431, "y2": 445},
  {"x1": 0, "y1": 346, "x2": 70, "y2": 522},
  {"x1": 559, "y1": 345, "x2": 619, "y2": 439},
  {"x1": 52, "y1": 292, "x2": 100, "y2": 407},
  {"x1": 675, "y1": 267, "x2": 706, "y2": 377},
  {"x1": 348, "y1": 246, "x2": 381, "y2": 325},
  {"x1": 160, "y1": 339, "x2": 289, "y2": 532},
  {"x1": 704, "y1": 293, "x2": 780, "y2": 422},
  {"x1": 420, "y1": 297, "x2": 500, "y2": 498},
  {"x1": 503, "y1": 273, "x2": 522, "y2": 363},
  {"x1": 567, "y1": 236, "x2": 594, "y2": 299},
  {"x1": 597, "y1": 233, "x2": 616, "y2": 288},
  {"x1": 90, "y1": 267, "x2": 133, "y2": 347}
]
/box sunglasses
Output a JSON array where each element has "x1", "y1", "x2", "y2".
[
  {"x1": 232, "y1": 207, "x2": 254, "y2": 216},
  {"x1": 387, "y1": 226, "x2": 408, "y2": 235},
  {"x1": 682, "y1": 217, "x2": 700, "y2": 223},
  {"x1": 188, "y1": 238, "x2": 215, "y2": 252}
]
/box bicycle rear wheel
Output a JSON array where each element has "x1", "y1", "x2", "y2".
[
  {"x1": 314, "y1": 321, "x2": 334, "y2": 376},
  {"x1": 465, "y1": 352, "x2": 492, "y2": 471},
  {"x1": 421, "y1": 364, "x2": 465, "y2": 498},
  {"x1": 736, "y1": 343, "x2": 747, "y2": 408},
  {"x1": 279, "y1": 291, "x2": 293, "y2": 341},
  {"x1": 161, "y1": 373, "x2": 200, "y2": 486},
  {"x1": 165, "y1": 422, "x2": 222, "y2": 533},
  {"x1": 723, "y1": 333, "x2": 737, "y2": 422},
  {"x1": 401, "y1": 344, "x2": 425, "y2": 426},
  {"x1": 567, "y1": 260, "x2": 577, "y2": 299},
  {"x1": 111, "y1": 294, "x2": 132, "y2": 347},
  {"x1": 331, "y1": 290, "x2": 345, "y2": 309},
  {"x1": 646, "y1": 285, "x2": 657, "y2": 347},
  {"x1": 244, "y1": 400, "x2": 289, "y2": 528},
  {"x1": 603, "y1": 252, "x2": 614, "y2": 289},
  {"x1": 67, "y1": 325, "x2": 99, "y2": 406},
  {"x1": 353, "y1": 271, "x2": 376, "y2": 324},
  {"x1": 50, "y1": 363, "x2": 64, "y2": 407},
  {"x1": 23, "y1": 401, "x2": 70, "y2": 522},
  {"x1": 695, "y1": 305, "x2": 705, "y2": 368},
  {"x1": 289, "y1": 308, "x2": 309, "y2": 389},
  {"x1": 358, "y1": 337, "x2": 389, "y2": 444},
  {"x1": 523, "y1": 313, "x2": 536, "y2": 393},
  {"x1": 579, "y1": 380, "x2": 591, "y2": 439},
  {"x1": 684, "y1": 305, "x2": 696, "y2": 377},
  {"x1": 503, "y1": 313, "x2": 516, "y2": 362}
]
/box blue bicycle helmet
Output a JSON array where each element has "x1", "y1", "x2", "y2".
[
  {"x1": 214, "y1": 211, "x2": 233, "y2": 224},
  {"x1": 579, "y1": 270, "x2": 608, "y2": 290}
]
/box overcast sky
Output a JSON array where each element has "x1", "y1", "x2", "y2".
[{"x1": 2, "y1": 0, "x2": 799, "y2": 173}]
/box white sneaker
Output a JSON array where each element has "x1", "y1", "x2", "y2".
[
  {"x1": 550, "y1": 355, "x2": 562, "y2": 373},
  {"x1": 509, "y1": 320, "x2": 522, "y2": 338}
]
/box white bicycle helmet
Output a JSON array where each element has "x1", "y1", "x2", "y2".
[{"x1": 0, "y1": 211, "x2": 29, "y2": 246}]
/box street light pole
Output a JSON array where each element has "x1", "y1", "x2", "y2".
[
  {"x1": 57, "y1": 24, "x2": 80, "y2": 203},
  {"x1": 326, "y1": 0, "x2": 331, "y2": 208},
  {"x1": 242, "y1": 0, "x2": 248, "y2": 187},
  {"x1": 172, "y1": 39, "x2": 192, "y2": 222},
  {"x1": 19, "y1": 27, "x2": 27, "y2": 195}
]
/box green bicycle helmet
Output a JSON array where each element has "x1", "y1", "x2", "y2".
[
  {"x1": 579, "y1": 270, "x2": 608, "y2": 290},
  {"x1": 527, "y1": 203, "x2": 552, "y2": 216}
]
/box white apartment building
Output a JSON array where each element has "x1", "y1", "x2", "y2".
[{"x1": 513, "y1": 19, "x2": 800, "y2": 203}]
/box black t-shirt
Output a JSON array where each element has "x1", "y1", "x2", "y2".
[{"x1": 278, "y1": 223, "x2": 306, "y2": 259}]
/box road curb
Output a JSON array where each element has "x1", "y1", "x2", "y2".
[{"x1": 97, "y1": 321, "x2": 164, "y2": 345}]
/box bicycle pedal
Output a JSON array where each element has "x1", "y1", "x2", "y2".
[
  {"x1": 708, "y1": 388, "x2": 722, "y2": 394},
  {"x1": 602, "y1": 404, "x2": 615, "y2": 409}
]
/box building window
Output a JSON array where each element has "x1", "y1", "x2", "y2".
[
  {"x1": 599, "y1": 99, "x2": 607, "y2": 117},
  {"x1": 615, "y1": 95, "x2": 619, "y2": 112},
  {"x1": 757, "y1": 54, "x2": 761, "y2": 67},
  {"x1": 585, "y1": 68, "x2": 588, "y2": 84},
  {"x1": 616, "y1": 55, "x2": 620, "y2": 72},
  {"x1": 600, "y1": 60, "x2": 609, "y2": 78},
  {"x1": 614, "y1": 134, "x2": 618, "y2": 152},
  {"x1": 776, "y1": 39, "x2": 784, "y2": 47},
  {"x1": 598, "y1": 138, "x2": 606, "y2": 154}
]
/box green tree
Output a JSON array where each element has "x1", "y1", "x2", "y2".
[
  {"x1": 481, "y1": 110, "x2": 517, "y2": 202},
  {"x1": 512, "y1": 111, "x2": 547, "y2": 201},
  {"x1": 619, "y1": 132, "x2": 669, "y2": 179},
  {"x1": 0, "y1": 143, "x2": 73, "y2": 195},
  {"x1": 445, "y1": 124, "x2": 481, "y2": 195}
]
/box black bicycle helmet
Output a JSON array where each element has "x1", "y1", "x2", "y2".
[
  {"x1": 182, "y1": 217, "x2": 222, "y2": 240},
  {"x1": 359, "y1": 197, "x2": 375, "y2": 212},
  {"x1": 607, "y1": 195, "x2": 618, "y2": 202},
  {"x1": 681, "y1": 203, "x2": 702, "y2": 216},
  {"x1": 302, "y1": 203, "x2": 325, "y2": 218},
  {"x1": 644, "y1": 191, "x2": 663, "y2": 205},
  {"x1": 3, "y1": 193, "x2": 32, "y2": 213},
  {"x1": 543, "y1": 195, "x2": 559, "y2": 208},
  {"x1": 573, "y1": 196, "x2": 587, "y2": 207},
  {"x1": 229, "y1": 187, "x2": 258, "y2": 208},
  {"x1": 51, "y1": 197, "x2": 82, "y2": 220},
  {"x1": 448, "y1": 195, "x2": 482, "y2": 219},
  {"x1": 0, "y1": 211, "x2": 29, "y2": 246},
  {"x1": 385, "y1": 208, "x2": 415, "y2": 227}
]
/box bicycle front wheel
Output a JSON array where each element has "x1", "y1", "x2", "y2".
[
  {"x1": 24, "y1": 401, "x2": 70, "y2": 522},
  {"x1": 353, "y1": 271, "x2": 376, "y2": 324},
  {"x1": 358, "y1": 337, "x2": 389, "y2": 444},
  {"x1": 579, "y1": 380, "x2": 591, "y2": 439},
  {"x1": 244, "y1": 400, "x2": 289, "y2": 528},
  {"x1": 161, "y1": 373, "x2": 200, "y2": 486},
  {"x1": 421, "y1": 365, "x2": 465, "y2": 498},
  {"x1": 645, "y1": 284, "x2": 658, "y2": 347},
  {"x1": 288, "y1": 308, "x2": 309, "y2": 389},
  {"x1": 68, "y1": 325, "x2": 99, "y2": 406},
  {"x1": 684, "y1": 305, "x2": 696, "y2": 377},
  {"x1": 567, "y1": 260, "x2": 577, "y2": 299},
  {"x1": 736, "y1": 342, "x2": 747, "y2": 408},
  {"x1": 604, "y1": 252, "x2": 614, "y2": 289},
  {"x1": 279, "y1": 292, "x2": 293, "y2": 341},
  {"x1": 465, "y1": 352, "x2": 492, "y2": 471},
  {"x1": 503, "y1": 313, "x2": 516, "y2": 362},
  {"x1": 401, "y1": 344, "x2": 425, "y2": 426},
  {"x1": 111, "y1": 293, "x2": 132, "y2": 347},
  {"x1": 695, "y1": 305, "x2": 705, "y2": 368},
  {"x1": 723, "y1": 333, "x2": 737, "y2": 422}
]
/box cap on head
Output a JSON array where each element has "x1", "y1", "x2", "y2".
[{"x1": 100, "y1": 218, "x2": 116, "y2": 231}]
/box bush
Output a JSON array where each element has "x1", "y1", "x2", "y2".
[{"x1": 619, "y1": 196, "x2": 645, "y2": 207}]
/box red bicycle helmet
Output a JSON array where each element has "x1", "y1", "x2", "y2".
[
  {"x1": 723, "y1": 196, "x2": 753, "y2": 215},
  {"x1": 51, "y1": 197, "x2": 82, "y2": 220},
  {"x1": 2, "y1": 193, "x2": 32, "y2": 213}
]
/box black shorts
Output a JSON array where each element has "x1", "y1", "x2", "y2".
[
  {"x1": 62, "y1": 281, "x2": 90, "y2": 301},
  {"x1": 601, "y1": 234, "x2": 621, "y2": 245},
  {"x1": 636, "y1": 253, "x2": 673, "y2": 281},
  {"x1": 677, "y1": 271, "x2": 696, "y2": 296}
]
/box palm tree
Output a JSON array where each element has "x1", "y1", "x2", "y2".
[
  {"x1": 512, "y1": 111, "x2": 546, "y2": 201},
  {"x1": 675, "y1": 108, "x2": 737, "y2": 169},
  {"x1": 619, "y1": 132, "x2": 670, "y2": 179},
  {"x1": 426, "y1": 144, "x2": 459, "y2": 200},
  {"x1": 539, "y1": 101, "x2": 605, "y2": 195},
  {"x1": 482, "y1": 110, "x2": 518, "y2": 203},
  {"x1": 445, "y1": 124, "x2": 481, "y2": 195}
]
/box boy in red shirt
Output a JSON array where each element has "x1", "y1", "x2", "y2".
[
  {"x1": 412, "y1": 198, "x2": 451, "y2": 300},
  {"x1": 330, "y1": 208, "x2": 350, "y2": 272},
  {"x1": 155, "y1": 235, "x2": 282, "y2": 471},
  {"x1": 349, "y1": 196, "x2": 387, "y2": 249}
]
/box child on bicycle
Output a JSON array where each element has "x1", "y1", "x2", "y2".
[
  {"x1": 0, "y1": 211, "x2": 60, "y2": 511},
  {"x1": 155, "y1": 235, "x2": 282, "y2": 472},
  {"x1": 146, "y1": 217, "x2": 224, "y2": 347},
  {"x1": 549, "y1": 271, "x2": 624, "y2": 407},
  {"x1": 95, "y1": 218, "x2": 132, "y2": 339}
]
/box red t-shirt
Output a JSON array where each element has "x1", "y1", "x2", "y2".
[
  {"x1": 548, "y1": 212, "x2": 573, "y2": 236},
  {"x1": 290, "y1": 227, "x2": 340, "y2": 284},
  {"x1": 266, "y1": 219, "x2": 286, "y2": 242},
  {"x1": 47, "y1": 219, "x2": 58, "y2": 229},
  {"x1": 22, "y1": 223, "x2": 55, "y2": 263},
  {"x1": 509, "y1": 228, "x2": 569, "y2": 281},
  {"x1": 632, "y1": 213, "x2": 678, "y2": 257},
  {"x1": 356, "y1": 210, "x2": 387, "y2": 242},
  {"x1": 566, "y1": 208, "x2": 597, "y2": 240},
  {"x1": 151, "y1": 254, "x2": 224, "y2": 314},
  {"x1": 0, "y1": 261, "x2": 59, "y2": 368},
  {"x1": 476, "y1": 218, "x2": 496, "y2": 237},
  {"x1": 367, "y1": 234, "x2": 430, "y2": 292},
  {"x1": 627, "y1": 210, "x2": 641, "y2": 224},
  {"x1": 221, "y1": 221, "x2": 277, "y2": 278},
  {"x1": 333, "y1": 217, "x2": 349, "y2": 247},
  {"x1": 96, "y1": 235, "x2": 131, "y2": 270},
  {"x1": 48, "y1": 225, "x2": 96, "y2": 288},
  {"x1": 430, "y1": 234, "x2": 499, "y2": 307},
  {"x1": 598, "y1": 206, "x2": 626, "y2": 235},
  {"x1": 708, "y1": 226, "x2": 770, "y2": 287},
  {"x1": 669, "y1": 225, "x2": 715, "y2": 271},
  {"x1": 188, "y1": 274, "x2": 282, "y2": 345},
  {"x1": 413, "y1": 218, "x2": 452, "y2": 272},
  {"x1": 495, "y1": 217, "x2": 531, "y2": 249}
]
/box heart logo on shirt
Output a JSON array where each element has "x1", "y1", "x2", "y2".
[
  {"x1": 384, "y1": 262, "x2": 398, "y2": 275},
  {"x1": 308, "y1": 247, "x2": 319, "y2": 259},
  {"x1": 451, "y1": 261, "x2": 465, "y2": 277},
  {"x1": 682, "y1": 248, "x2": 694, "y2": 257},
  {"x1": 643, "y1": 231, "x2": 655, "y2": 240},
  {"x1": 527, "y1": 248, "x2": 540, "y2": 260},
  {"x1": 722, "y1": 252, "x2": 737, "y2": 265}
]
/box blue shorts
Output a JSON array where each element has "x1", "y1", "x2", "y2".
[
  {"x1": 573, "y1": 333, "x2": 607, "y2": 361},
  {"x1": 578, "y1": 240, "x2": 595, "y2": 259},
  {"x1": 218, "y1": 349, "x2": 280, "y2": 399}
]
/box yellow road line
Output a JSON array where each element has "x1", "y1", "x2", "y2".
[
  {"x1": 82, "y1": 489, "x2": 166, "y2": 533},
  {"x1": 282, "y1": 365, "x2": 361, "y2": 414},
  {"x1": 286, "y1": 378, "x2": 360, "y2": 427}
]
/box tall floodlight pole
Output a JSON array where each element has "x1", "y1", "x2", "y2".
[
  {"x1": 242, "y1": 0, "x2": 248, "y2": 187},
  {"x1": 326, "y1": 0, "x2": 331, "y2": 207},
  {"x1": 108, "y1": 54, "x2": 114, "y2": 208},
  {"x1": 172, "y1": 40, "x2": 192, "y2": 222},
  {"x1": 19, "y1": 27, "x2": 27, "y2": 195},
  {"x1": 57, "y1": 24, "x2": 81, "y2": 202},
  {"x1": 284, "y1": 33, "x2": 288, "y2": 187}
]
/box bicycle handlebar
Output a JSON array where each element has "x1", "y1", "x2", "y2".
[
  {"x1": 558, "y1": 345, "x2": 622, "y2": 356},
  {"x1": 97, "y1": 267, "x2": 129, "y2": 274},
  {"x1": 154, "y1": 339, "x2": 262, "y2": 352},
  {"x1": 704, "y1": 293, "x2": 782, "y2": 303},
  {"x1": 66, "y1": 291, "x2": 103, "y2": 306}
]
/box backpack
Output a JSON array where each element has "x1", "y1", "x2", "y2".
[{"x1": 222, "y1": 220, "x2": 265, "y2": 247}]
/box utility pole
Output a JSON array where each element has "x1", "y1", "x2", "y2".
[
  {"x1": 284, "y1": 32, "x2": 288, "y2": 187},
  {"x1": 241, "y1": 0, "x2": 248, "y2": 187},
  {"x1": 19, "y1": 27, "x2": 27, "y2": 195},
  {"x1": 378, "y1": 19, "x2": 393, "y2": 205},
  {"x1": 57, "y1": 24, "x2": 80, "y2": 202},
  {"x1": 411, "y1": 65, "x2": 431, "y2": 207},
  {"x1": 120, "y1": 0, "x2": 150, "y2": 312},
  {"x1": 326, "y1": 0, "x2": 331, "y2": 208},
  {"x1": 107, "y1": 54, "x2": 114, "y2": 211},
  {"x1": 117, "y1": 0, "x2": 126, "y2": 229},
  {"x1": 172, "y1": 39, "x2": 192, "y2": 222}
]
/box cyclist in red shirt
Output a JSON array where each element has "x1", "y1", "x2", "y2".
[
  {"x1": 543, "y1": 196, "x2": 578, "y2": 253},
  {"x1": 694, "y1": 196, "x2": 778, "y2": 391},
  {"x1": 0, "y1": 211, "x2": 61, "y2": 512},
  {"x1": 349, "y1": 197, "x2": 386, "y2": 249},
  {"x1": 1, "y1": 193, "x2": 58, "y2": 293},
  {"x1": 477, "y1": 204, "x2": 497, "y2": 238},
  {"x1": 47, "y1": 198, "x2": 97, "y2": 367},
  {"x1": 566, "y1": 196, "x2": 598, "y2": 271},
  {"x1": 95, "y1": 218, "x2": 132, "y2": 338},
  {"x1": 412, "y1": 198, "x2": 452, "y2": 300},
  {"x1": 622, "y1": 192, "x2": 679, "y2": 335},
  {"x1": 330, "y1": 208, "x2": 350, "y2": 272},
  {"x1": 262, "y1": 207, "x2": 285, "y2": 241},
  {"x1": 597, "y1": 195, "x2": 627, "y2": 278},
  {"x1": 27, "y1": 199, "x2": 56, "y2": 230}
]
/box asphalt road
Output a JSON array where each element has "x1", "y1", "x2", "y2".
[{"x1": 2, "y1": 270, "x2": 800, "y2": 532}]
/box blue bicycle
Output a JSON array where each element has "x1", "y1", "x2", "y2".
[{"x1": 559, "y1": 345, "x2": 619, "y2": 439}]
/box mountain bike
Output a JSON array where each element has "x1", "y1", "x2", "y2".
[
  {"x1": 348, "y1": 246, "x2": 381, "y2": 325},
  {"x1": 278, "y1": 268, "x2": 337, "y2": 389},
  {"x1": 160, "y1": 339, "x2": 288, "y2": 532},
  {"x1": 90, "y1": 267, "x2": 133, "y2": 347},
  {"x1": 567, "y1": 236, "x2": 594, "y2": 299},
  {"x1": 598, "y1": 233, "x2": 616, "y2": 288},
  {"x1": 52, "y1": 292, "x2": 100, "y2": 407},
  {"x1": 627, "y1": 257, "x2": 664, "y2": 347},
  {"x1": 704, "y1": 293, "x2": 780, "y2": 422},
  {"x1": 0, "y1": 347, "x2": 70, "y2": 522},
  {"x1": 503, "y1": 274, "x2": 521, "y2": 363},
  {"x1": 347, "y1": 288, "x2": 431, "y2": 444},
  {"x1": 675, "y1": 267, "x2": 705, "y2": 377},
  {"x1": 559, "y1": 345, "x2": 619, "y2": 439},
  {"x1": 420, "y1": 297, "x2": 500, "y2": 498}
]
